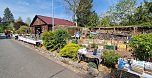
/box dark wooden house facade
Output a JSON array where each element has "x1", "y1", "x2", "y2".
[{"x1": 30, "y1": 15, "x2": 75, "y2": 34}]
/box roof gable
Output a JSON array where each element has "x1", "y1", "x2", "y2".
[
  {"x1": 30, "y1": 15, "x2": 75, "y2": 27},
  {"x1": 32, "y1": 17, "x2": 46, "y2": 26}
]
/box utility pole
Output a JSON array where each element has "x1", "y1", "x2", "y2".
[
  {"x1": 74, "y1": 4, "x2": 78, "y2": 27},
  {"x1": 74, "y1": 6, "x2": 77, "y2": 27},
  {"x1": 52, "y1": 0, "x2": 54, "y2": 31}
]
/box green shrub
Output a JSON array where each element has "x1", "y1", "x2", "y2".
[
  {"x1": 54, "y1": 29, "x2": 70, "y2": 50},
  {"x1": 59, "y1": 43, "x2": 80, "y2": 61},
  {"x1": 88, "y1": 62, "x2": 97, "y2": 69},
  {"x1": 0, "y1": 22, "x2": 14, "y2": 33},
  {"x1": 79, "y1": 44, "x2": 87, "y2": 48},
  {"x1": 102, "y1": 50, "x2": 120, "y2": 68},
  {"x1": 90, "y1": 43, "x2": 97, "y2": 48},
  {"x1": 41, "y1": 29, "x2": 70, "y2": 51},
  {"x1": 140, "y1": 22, "x2": 152, "y2": 27},
  {"x1": 129, "y1": 34, "x2": 152, "y2": 61},
  {"x1": 41, "y1": 31, "x2": 54, "y2": 42},
  {"x1": 16, "y1": 26, "x2": 31, "y2": 34},
  {"x1": 71, "y1": 39, "x2": 77, "y2": 44},
  {"x1": 41, "y1": 31, "x2": 55, "y2": 50}
]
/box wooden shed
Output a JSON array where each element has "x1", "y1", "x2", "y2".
[{"x1": 30, "y1": 15, "x2": 75, "y2": 34}]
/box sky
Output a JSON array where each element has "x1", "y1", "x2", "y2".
[{"x1": 0, "y1": 0, "x2": 144, "y2": 22}]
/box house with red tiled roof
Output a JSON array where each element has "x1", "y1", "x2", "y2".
[{"x1": 30, "y1": 15, "x2": 75, "y2": 34}]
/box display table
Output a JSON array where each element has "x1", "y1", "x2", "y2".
[
  {"x1": 127, "y1": 68, "x2": 152, "y2": 78},
  {"x1": 18, "y1": 36, "x2": 42, "y2": 45},
  {"x1": 78, "y1": 48, "x2": 102, "y2": 67},
  {"x1": 118, "y1": 58, "x2": 152, "y2": 78}
]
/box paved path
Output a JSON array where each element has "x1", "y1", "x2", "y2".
[{"x1": 0, "y1": 39, "x2": 84, "y2": 78}]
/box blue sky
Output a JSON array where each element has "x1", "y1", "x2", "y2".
[{"x1": 0, "y1": 0, "x2": 144, "y2": 21}]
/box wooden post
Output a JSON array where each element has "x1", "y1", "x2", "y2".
[
  {"x1": 133, "y1": 27, "x2": 137, "y2": 35},
  {"x1": 114, "y1": 27, "x2": 116, "y2": 34}
]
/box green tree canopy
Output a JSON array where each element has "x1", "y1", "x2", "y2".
[
  {"x1": 124, "y1": 0, "x2": 152, "y2": 26},
  {"x1": 65, "y1": 0, "x2": 99, "y2": 27},
  {"x1": 99, "y1": 0, "x2": 138, "y2": 26},
  {"x1": 113, "y1": 0, "x2": 137, "y2": 25},
  {"x1": 99, "y1": 10, "x2": 117, "y2": 26},
  {"x1": 64, "y1": 0, "x2": 80, "y2": 26},
  {"x1": 25, "y1": 17, "x2": 31, "y2": 26},
  {"x1": 88, "y1": 11, "x2": 99, "y2": 28},
  {"x1": 99, "y1": 0, "x2": 152, "y2": 27},
  {"x1": 14, "y1": 21, "x2": 28, "y2": 30},
  {"x1": 3, "y1": 7, "x2": 14, "y2": 22},
  {"x1": 7, "y1": 22, "x2": 14, "y2": 31},
  {"x1": 99, "y1": 16, "x2": 111, "y2": 27},
  {"x1": 16, "y1": 16, "x2": 23, "y2": 22},
  {"x1": 76, "y1": 0, "x2": 93, "y2": 27}
]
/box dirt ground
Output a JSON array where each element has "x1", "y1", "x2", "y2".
[{"x1": 116, "y1": 50, "x2": 133, "y2": 58}]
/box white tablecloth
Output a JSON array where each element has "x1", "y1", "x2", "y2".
[{"x1": 18, "y1": 36, "x2": 42, "y2": 45}]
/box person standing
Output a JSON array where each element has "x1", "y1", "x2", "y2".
[
  {"x1": 75, "y1": 30, "x2": 80, "y2": 44},
  {"x1": 35, "y1": 30, "x2": 40, "y2": 40}
]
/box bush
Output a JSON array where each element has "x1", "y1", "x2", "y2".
[
  {"x1": 88, "y1": 62, "x2": 97, "y2": 69},
  {"x1": 54, "y1": 29, "x2": 70, "y2": 50},
  {"x1": 41, "y1": 31, "x2": 54, "y2": 42},
  {"x1": 102, "y1": 50, "x2": 120, "y2": 68},
  {"x1": 16, "y1": 26, "x2": 31, "y2": 34},
  {"x1": 41, "y1": 29, "x2": 70, "y2": 51},
  {"x1": 129, "y1": 34, "x2": 152, "y2": 61},
  {"x1": 90, "y1": 43, "x2": 97, "y2": 48},
  {"x1": 71, "y1": 39, "x2": 77, "y2": 44},
  {"x1": 41, "y1": 31, "x2": 55, "y2": 50},
  {"x1": 140, "y1": 22, "x2": 152, "y2": 27},
  {"x1": 0, "y1": 22, "x2": 14, "y2": 33},
  {"x1": 59, "y1": 43, "x2": 80, "y2": 61}
]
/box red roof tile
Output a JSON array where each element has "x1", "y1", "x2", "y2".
[{"x1": 37, "y1": 15, "x2": 75, "y2": 26}]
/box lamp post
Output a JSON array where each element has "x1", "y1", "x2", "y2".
[{"x1": 52, "y1": 0, "x2": 54, "y2": 31}]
